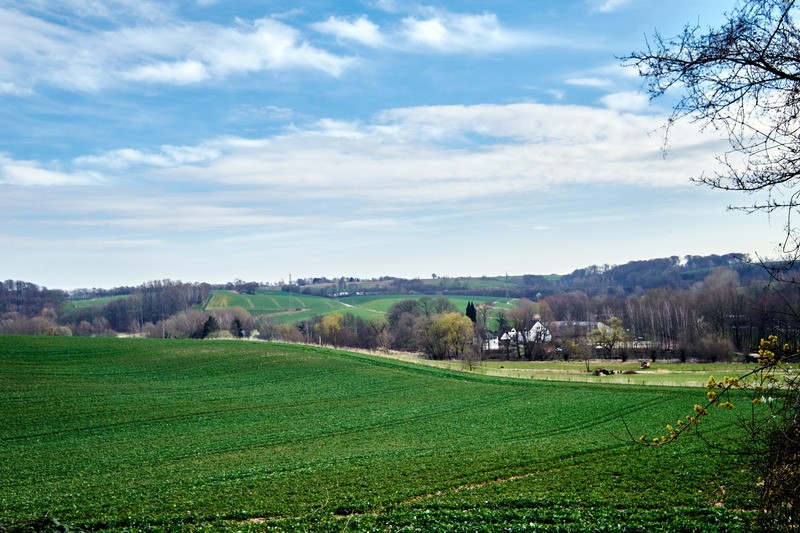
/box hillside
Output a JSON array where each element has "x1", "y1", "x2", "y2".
[{"x1": 203, "y1": 290, "x2": 513, "y2": 324}]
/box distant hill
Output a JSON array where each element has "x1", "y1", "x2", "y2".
[
  {"x1": 555, "y1": 253, "x2": 770, "y2": 297},
  {"x1": 287, "y1": 253, "x2": 771, "y2": 299}
]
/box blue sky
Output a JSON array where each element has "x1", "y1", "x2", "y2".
[{"x1": 0, "y1": 0, "x2": 780, "y2": 289}]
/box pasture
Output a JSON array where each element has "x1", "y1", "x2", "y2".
[
  {"x1": 406, "y1": 358, "x2": 762, "y2": 388},
  {"x1": 0, "y1": 336, "x2": 756, "y2": 531}
]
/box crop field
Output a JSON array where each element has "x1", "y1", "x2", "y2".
[
  {"x1": 204, "y1": 290, "x2": 363, "y2": 324},
  {"x1": 1, "y1": 336, "x2": 757, "y2": 531}
]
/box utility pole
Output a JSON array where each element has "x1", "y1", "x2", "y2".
[{"x1": 288, "y1": 273, "x2": 294, "y2": 310}]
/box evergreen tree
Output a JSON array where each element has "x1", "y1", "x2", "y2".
[
  {"x1": 201, "y1": 315, "x2": 219, "y2": 338},
  {"x1": 466, "y1": 301, "x2": 477, "y2": 323},
  {"x1": 230, "y1": 316, "x2": 244, "y2": 338}
]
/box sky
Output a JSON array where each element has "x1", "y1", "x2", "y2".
[{"x1": 0, "y1": 0, "x2": 783, "y2": 290}]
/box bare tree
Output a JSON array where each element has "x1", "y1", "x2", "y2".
[
  {"x1": 625, "y1": 0, "x2": 800, "y2": 261},
  {"x1": 626, "y1": 2, "x2": 800, "y2": 527}
]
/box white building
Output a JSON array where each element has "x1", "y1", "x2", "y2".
[{"x1": 485, "y1": 322, "x2": 552, "y2": 350}]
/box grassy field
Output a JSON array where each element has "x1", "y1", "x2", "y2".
[
  {"x1": 62, "y1": 295, "x2": 129, "y2": 313},
  {"x1": 204, "y1": 289, "x2": 364, "y2": 324},
  {"x1": 204, "y1": 289, "x2": 517, "y2": 325},
  {"x1": 0, "y1": 336, "x2": 757, "y2": 531}
]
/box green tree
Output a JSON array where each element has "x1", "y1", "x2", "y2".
[
  {"x1": 417, "y1": 312, "x2": 474, "y2": 360},
  {"x1": 465, "y1": 301, "x2": 477, "y2": 323},
  {"x1": 437, "y1": 312, "x2": 475, "y2": 358},
  {"x1": 230, "y1": 316, "x2": 244, "y2": 338},
  {"x1": 590, "y1": 317, "x2": 626, "y2": 360},
  {"x1": 319, "y1": 313, "x2": 344, "y2": 347},
  {"x1": 201, "y1": 315, "x2": 219, "y2": 339}
]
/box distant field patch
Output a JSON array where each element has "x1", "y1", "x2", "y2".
[
  {"x1": 204, "y1": 290, "x2": 352, "y2": 323},
  {"x1": 62, "y1": 295, "x2": 129, "y2": 313},
  {"x1": 206, "y1": 293, "x2": 230, "y2": 308},
  {"x1": 340, "y1": 294, "x2": 513, "y2": 314}
]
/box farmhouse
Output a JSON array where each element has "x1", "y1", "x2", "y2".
[{"x1": 484, "y1": 321, "x2": 552, "y2": 350}]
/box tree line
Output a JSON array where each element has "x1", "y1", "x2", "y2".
[
  {"x1": 2, "y1": 264, "x2": 797, "y2": 362},
  {"x1": 284, "y1": 253, "x2": 771, "y2": 299}
]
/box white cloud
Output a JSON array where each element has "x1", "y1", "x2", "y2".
[
  {"x1": 123, "y1": 60, "x2": 209, "y2": 84},
  {"x1": 313, "y1": 16, "x2": 384, "y2": 47},
  {"x1": 75, "y1": 144, "x2": 222, "y2": 170},
  {"x1": 400, "y1": 12, "x2": 541, "y2": 53},
  {"x1": 0, "y1": 7, "x2": 355, "y2": 92},
  {"x1": 19, "y1": 0, "x2": 171, "y2": 23},
  {"x1": 565, "y1": 77, "x2": 613, "y2": 88},
  {"x1": 0, "y1": 234, "x2": 165, "y2": 250},
  {"x1": 599, "y1": 91, "x2": 651, "y2": 112},
  {"x1": 196, "y1": 18, "x2": 354, "y2": 77},
  {"x1": 229, "y1": 105, "x2": 294, "y2": 122},
  {"x1": 2, "y1": 102, "x2": 731, "y2": 276},
  {"x1": 65, "y1": 103, "x2": 726, "y2": 204},
  {"x1": 370, "y1": 0, "x2": 403, "y2": 13},
  {"x1": 0, "y1": 155, "x2": 101, "y2": 186},
  {"x1": 589, "y1": 0, "x2": 636, "y2": 13},
  {"x1": 0, "y1": 82, "x2": 33, "y2": 96},
  {"x1": 309, "y1": 7, "x2": 553, "y2": 54}
]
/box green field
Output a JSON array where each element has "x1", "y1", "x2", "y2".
[
  {"x1": 63, "y1": 295, "x2": 129, "y2": 313},
  {"x1": 0, "y1": 336, "x2": 757, "y2": 531},
  {"x1": 204, "y1": 289, "x2": 360, "y2": 324},
  {"x1": 338, "y1": 294, "x2": 512, "y2": 314},
  {"x1": 204, "y1": 289, "x2": 517, "y2": 325}
]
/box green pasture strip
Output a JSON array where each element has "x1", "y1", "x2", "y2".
[
  {"x1": 208, "y1": 290, "x2": 519, "y2": 324},
  {"x1": 467, "y1": 360, "x2": 762, "y2": 387},
  {"x1": 416, "y1": 277, "x2": 523, "y2": 290},
  {"x1": 0, "y1": 336, "x2": 756, "y2": 531},
  {"x1": 62, "y1": 295, "x2": 129, "y2": 312},
  {"x1": 458, "y1": 277, "x2": 521, "y2": 289},
  {"x1": 479, "y1": 361, "x2": 760, "y2": 373}
]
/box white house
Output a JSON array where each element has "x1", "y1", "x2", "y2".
[{"x1": 485, "y1": 321, "x2": 552, "y2": 350}]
